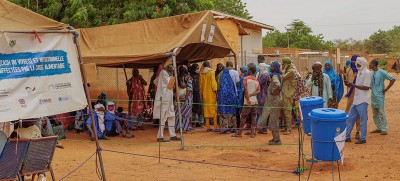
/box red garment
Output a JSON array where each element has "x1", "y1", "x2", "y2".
[{"x1": 130, "y1": 76, "x2": 146, "y2": 116}]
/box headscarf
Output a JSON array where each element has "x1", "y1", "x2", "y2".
[
  {"x1": 356, "y1": 57, "x2": 368, "y2": 70},
  {"x1": 217, "y1": 69, "x2": 238, "y2": 114},
  {"x1": 97, "y1": 92, "x2": 108, "y2": 108},
  {"x1": 312, "y1": 63, "x2": 324, "y2": 97},
  {"x1": 345, "y1": 60, "x2": 351, "y2": 66},
  {"x1": 106, "y1": 101, "x2": 115, "y2": 114},
  {"x1": 269, "y1": 61, "x2": 282, "y2": 78},
  {"x1": 282, "y1": 57, "x2": 292, "y2": 65},
  {"x1": 324, "y1": 60, "x2": 344, "y2": 103},
  {"x1": 351, "y1": 55, "x2": 359, "y2": 73},
  {"x1": 259, "y1": 63, "x2": 268, "y2": 75}
]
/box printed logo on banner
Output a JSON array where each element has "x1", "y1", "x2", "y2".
[
  {"x1": 0, "y1": 50, "x2": 71, "y2": 80},
  {"x1": 58, "y1": 96, "x2": 70, "y2": 102},
  {"x1": 48, "y1": 82, "x2": 72, "y2": 91},
  {"x1": 39, "y1": 98, "x2": 52, "y2": 105},
  {"x1": 19, "y1": 99, "x2": 27, "y2": 108},
  {"x1": 0, "y1": 89, "x2": 10, "y2": 98},
  {"x1": 9, "y1": 40, "x2": 16, "y2": 48},
  {"x1": 25, "y1": 87, "x2": 36, "y2": 95}
]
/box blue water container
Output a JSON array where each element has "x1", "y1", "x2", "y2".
[
  {"x1": 299, "y1": 96, "x2": 325, "y2": 134},
  {"x1": 309, "y1": 108, "x2": 348, "y2": 161}
]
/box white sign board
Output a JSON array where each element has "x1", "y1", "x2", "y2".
[{"x1": 0, "y1": 33, "x2": 87, "y2": 122}]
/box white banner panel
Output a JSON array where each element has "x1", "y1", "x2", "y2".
[{"x1": 0, "y1": 33, "x2": 87, "y2": 122}]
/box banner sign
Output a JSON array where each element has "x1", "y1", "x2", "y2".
[{"x1": 0, "y1": 33, "x2": 87, "y2": 122}]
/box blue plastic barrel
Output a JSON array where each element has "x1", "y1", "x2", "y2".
[
  {"x1": 309, "y1": 108, "x2": 348, "y2": 161},
  {"x1": 299, "y1": 96, "x2": 325, "y2": 134}
]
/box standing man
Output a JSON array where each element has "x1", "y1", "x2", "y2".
[
  {"x1": 306, "y1": 62, "x2": 333, "y2": 108},
  {"x1": 369, "y1": 59, "x2": 396, "y2": 135},
  {"x1": 344, "y1": 55, "x2": 361, "y2": 140},
  {"x1": 200, "y1": 61, "x2": 218, "y2": 131},
  {"x1": 281, "y1": 57, "x2": 295, "y2": 135},
  {"x1": 153, "y1": 64, "x2": 181, "y2": 142},
  {"x1": 345, "y1": 57, "x2": 372, "y2": 144}
]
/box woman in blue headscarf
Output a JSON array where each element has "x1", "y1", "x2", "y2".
[
  {"x1": 324, "y1": 60, "x2": 344, "y2": 108},
  {"x1": 217, "y1": 68, "x2": 238, "y2": 133}
]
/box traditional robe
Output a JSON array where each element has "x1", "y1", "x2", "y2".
[
  {"x1": 200, "y1": 67, "x2": 218, "y2": 118},
  {"x1": 153, "y1": 70, "x2": 175, "y2": 119}
]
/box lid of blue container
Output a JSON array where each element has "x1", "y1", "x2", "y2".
[
  {"x1": 308, "y1": 108, "x2": 348, "y2": 121},
  {"x1": 299, "y1": 96, "x2": 325, "y2": 105}
]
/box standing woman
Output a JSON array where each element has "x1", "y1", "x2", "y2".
[
  {"x1": 190, "y1": 64, "x2": 204, "y2": 127},
  {"x1": 257, "y1": 63, "x2": 269, "y2": 133},
  {"x1": 324, "y1": 61, "x2": 344, "y2": 108},
  {"x1": 176, "y1": 65, "x2": 194, "y2": 132}
]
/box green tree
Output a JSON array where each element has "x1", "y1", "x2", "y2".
[
  {"x1": 263, "y1": 20, "x2": 334, "y2": 50},
  {"x1": 365, "y1": 30, "x2": 395, "y2": 53},
  {"x1": 212, "y1": 0, "x2": 252, "y2": 19},
  {"x1": 10, "y1": 0, "x2": 250, "y2": 28}
]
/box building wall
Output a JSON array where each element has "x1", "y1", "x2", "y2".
[
  {"x1": 239, "y1": 28, "x2": 263, "y2": 66},
  {"x1": 209, "y1": 19, "x2": 240, "y2": 69}
]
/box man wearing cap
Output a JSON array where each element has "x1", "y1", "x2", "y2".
[
  {"x1": 281, "y1": 57, "x2": 296, "y2": 134},
  {"x1": 345, "y1": 57, "x2": 372, "y2": 144},
  {"x1": 153, "y1": 63, "x2": 181, "y2": 142}
]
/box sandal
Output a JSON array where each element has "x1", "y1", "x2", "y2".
[{"x1": 231, "y1": 133, "x2": 242, "y2": 137}]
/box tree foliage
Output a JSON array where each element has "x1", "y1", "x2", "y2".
[
  {"x1": 10, "y1": 0, "x2": 250, "y2": 28},
  {"x1": 263, "y1": 19, "x2": 334, "y2": 50}
]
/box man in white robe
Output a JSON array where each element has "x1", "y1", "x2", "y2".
[{"x1": 153, "y1": 64, "x2": 181, "y2": 142}]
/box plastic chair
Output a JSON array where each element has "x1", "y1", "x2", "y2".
[
  {"x1": 0, "y1": 131, "x2": 6, "y2": 154},
  {"x1": 0, "y1": 138, "x2": 30, "y2": 181},
  {"x1": 20, "y1": 136, "x2": 58, "y2": 181}
]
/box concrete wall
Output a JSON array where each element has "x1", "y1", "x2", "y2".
[{"x1": 239, "y1": 28, "x2": 263, "y2": 66}]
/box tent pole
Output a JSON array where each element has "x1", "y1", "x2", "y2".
[
  {"x1": 122, "y1": 65, "x2": 131, "y2": 116},
  {"x1": 232, "y1": 51, "x2": 238, "y2": 70},
  {"x1": 116, "y1": 68, "x2": 120, "y2": 106},
  {"x1": 171, "y1": 47, "x2": 185, "y2": 150},
  {"x1": 72, "y1": 31, "x2": 107, "y2": 181}
]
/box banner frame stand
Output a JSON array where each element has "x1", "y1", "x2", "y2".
[{"x1": 1, "y1": 29, "x2": 107, "y2": 181}]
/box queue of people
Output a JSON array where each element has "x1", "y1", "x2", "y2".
[{"x1": 80, "y1": 55, "x2": 395, "y2": 145}]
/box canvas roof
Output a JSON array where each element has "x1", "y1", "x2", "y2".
[
  {"x1": 0, "y1": 0, "x2": 68, "y2": 31},
  {"x1": 78, "y1": 11, "x2": 232, "y2": 67}
]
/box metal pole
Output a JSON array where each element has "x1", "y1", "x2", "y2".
[
  {"x1": 72, "y1": 31, "x2": 107, "y2": 181},
  {"x1": 122, "y1": 65, "x2": 131, "y2": 116},
  {"x1": 116, "y1": 68, "x2": 119, "y2": 106},
  {"x1": 232, "y1": 51, "x2": 238, "y2": 70},
  {"x1": 240, "y1": 36, "x2": 244, "y2": 67},
  {"x1": 171, "y1": 47, "x2": 185, "y2": 149}
]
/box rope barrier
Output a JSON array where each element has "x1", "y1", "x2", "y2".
[
  {"x1": 101, "y1": 149, "x2": 296, "y2": 174},
  {"x1": 62, "y1": 138, "x2": 298, "y2": 148},
  {"x1": 58, "y1": 151, "x2": 97, "y2": 181}
]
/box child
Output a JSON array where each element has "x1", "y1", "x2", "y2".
[
  {"x1": 178, "y1": 81, "x2": 187, "y2": 101},
  {"x1": 232, "y1": 65, "x2": 260, "y2": 138}
]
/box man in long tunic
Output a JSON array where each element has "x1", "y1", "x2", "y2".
[
  {"x1": 369, "y1": 59, "x2": 396, "y2": 135},
  {"x1": 261, "y1": 61, "x2": 283, "y2": 145},
  {"x1": 200, "y1": 61, "x2": 218, "y2": 131},
  {"x1": 153, "y1": 64, "x2": 181, "y2": 142},
  {"x1": 281, "y1": 57, "x2": 295, "y2": 135}
]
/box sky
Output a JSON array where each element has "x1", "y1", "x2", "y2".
[{"x1": 242, "y1": 0, "x2": 400, "y2": 41}]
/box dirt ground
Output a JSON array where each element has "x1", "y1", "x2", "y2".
[{"x1": 52, "y1": 74, "x2": 400, "y2": 181}]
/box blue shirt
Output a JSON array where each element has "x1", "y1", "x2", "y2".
[{"x1": 370, "y1": 69, "x2": 395, "y2": 108}]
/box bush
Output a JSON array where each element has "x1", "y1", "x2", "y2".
[{"x1": 379, "y1": 58, "x2": 387, "y2": 70}]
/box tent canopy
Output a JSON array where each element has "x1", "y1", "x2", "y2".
[
  {"x1": 0, "y1": 1, "x2": 68, "y2": 31},
  {"x1": 78, "y1": 11, "x2": 233, "y2": 68}
]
